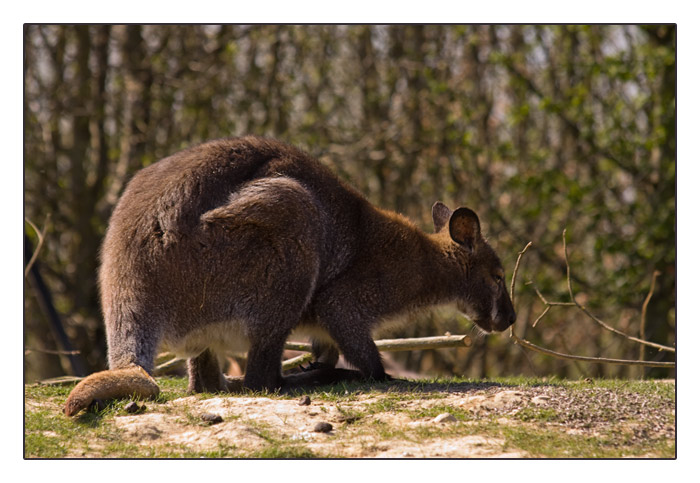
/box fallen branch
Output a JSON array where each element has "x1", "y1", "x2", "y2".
[
  {"x1": 153, "y1": 335, "x2": 474, "y2": 375},
  {"x1": 284, "y1": 334, "x2": 473, "y2": 353},
  {"x1": 37, "y1": 376, "x2": 84, "y2": 386},
  {"x1": 282, "y1": 353, "x2": 313, "y2": 371},
  {"x1": 155, "y1": 356, "x2": 185, "y2": 374}
]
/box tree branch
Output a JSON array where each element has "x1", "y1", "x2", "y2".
[
  {"x1": 639, "y1": 270, "x2": 661, "y2": 365},
  {"x1": 24, "y1": 215, "x2": 50, "y2": 278},
  {"x1": 562, "y1": 230, "x2": 674, "y2": 353},
  {"x1": 509, "y1": 237, "x2": 676, "y2": 369}
]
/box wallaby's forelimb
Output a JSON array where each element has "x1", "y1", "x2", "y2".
[{"x1": 64, "y1": 365, "x2": 159, "y2": 417}]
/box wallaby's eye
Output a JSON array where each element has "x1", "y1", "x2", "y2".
[{"x1": 493, "y1": 273, "x2": 504, "y2": 285}]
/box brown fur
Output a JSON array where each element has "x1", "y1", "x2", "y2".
[{"x1": 64, "y1": 136, "x2": 515, "y2": 416}]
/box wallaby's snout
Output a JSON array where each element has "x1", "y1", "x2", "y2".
[{"x1": 492, "y1": 295, "x2": 517, "y2": 332}]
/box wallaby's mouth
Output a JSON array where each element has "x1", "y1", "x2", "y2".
[
  {"x1": 472, "y1": 314, "x2": 516, "y2": 333},
  {"x1": 460, "y1": 306, "x2": 515, "y2": 334}
]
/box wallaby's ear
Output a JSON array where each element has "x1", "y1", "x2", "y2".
[
  {"x1": 449, "y1": 207, "x2": 481, "y2": 250},
  {"x1": 432, "y1": 201, "x2": 452, "y2": 233}
]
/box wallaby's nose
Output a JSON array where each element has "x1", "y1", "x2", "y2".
[{"x1": 508, "y1": 310, "x2": 517, "y2": 327}]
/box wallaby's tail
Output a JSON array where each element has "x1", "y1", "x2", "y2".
[{"x1": 64, "y1": 365, "x2": 160, "y2": 417}]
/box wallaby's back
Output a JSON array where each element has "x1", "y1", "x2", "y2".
[{"x1": 100, "y1": 136, "x2": 367, "y2": 368}]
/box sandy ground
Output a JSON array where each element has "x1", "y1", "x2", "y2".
[
  {"x1": 111, "y1": 390, "x2": 530, "y2": 458},
  {"x1": 100, "y1": 381, "x2": 674, "y2": 458}
]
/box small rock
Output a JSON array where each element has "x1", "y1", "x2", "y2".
[
  {"x1": 298, "y1": 395, "x2": 311, "y2": 406},
  {"x1": 433, "y1": 413, "x2": 457, "y2": 423},
  {"x1": 532, "y1": 395, "x2": 551, "y2": 406},
  {"x1": 124, "y1": 401, "x2": 142, "y2": 414},
  {"x1": 313, "y1": 421, "x2": 333, "y2": 433},
  {"x1": 201, "y1": 413, "x2": 224, "y2": 425}
]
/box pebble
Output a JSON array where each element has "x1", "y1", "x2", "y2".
[
  {"x1": 298, "y1": 395, "x2": 311, "y2": 406},
  {"x1": 124, "y1": 401, "x2": 143, "y2": 414},
  {"x1": 433, "y1": 413, "x2": 457, "y2": 423},
  {"x1": 201, "y1": 413, "x2": 224, "y2": 425},
  {"x1": 313, "y1": 421, "x2": 333, "y2": 433}
]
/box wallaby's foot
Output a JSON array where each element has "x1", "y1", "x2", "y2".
[
  {"x1": 369, "y1": 372, "x2": 392, "y2": 382},
  {"x1": 187, "y1": 349, "x2": 226, "y2": 393},
  {"x1": 222, "y1": 374, "x2": 246, "y2": 392},
  {"x1": 223, "y1": 367, "x2": 383, "y2": 394},
  {"x1": 282, "y1": 367, "x2": 364, "y2": 391},
  {"x1": 301, "y1": 361, "x2": 337, "y2": 372},
  {"x1": 64, "y1": 365, "x2": 159, "y2": 417}
]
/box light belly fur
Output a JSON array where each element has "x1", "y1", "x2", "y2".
[{"x1": 159, "y1": 320, "x2": 334, "y2": 360}]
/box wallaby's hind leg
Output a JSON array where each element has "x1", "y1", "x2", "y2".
[
  {"x1": 187, "y1": 349, "x2": 226, "y2": 393},
  {"x1": 106, "y1": 315, "x2": 161, "y2": 374}
]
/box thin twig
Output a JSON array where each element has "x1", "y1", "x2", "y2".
[
  {"x1": 510, "y1": 241, "x2": 533, "y2": 303},
  {"x1": 24, "y1": 215, "x2": 50, "y2": 277},
  {"x1": 508, "y1": 239, "x2": 676, "y2": 369},
  {"x1": 24, "y1": 347, "x2": 81, "y2": 356},
  {"x1": 532, "y1": 305, "x2": 551, "y2": 328},
  {"x1": 509, "y1": 241, "x2": 532, "y2": 340},
  {"x1": 511, "y1": 335, "x2": 675, "y2": 368},
  {"x1": 530, "y1": 282, "x2": 576, "y2": 307},
  {"x1": 562, "y1": 230, "x2": 674, "y2": 353},
  {"x1": 639, "y1": 270, "x2": 661, "y2": 366}
]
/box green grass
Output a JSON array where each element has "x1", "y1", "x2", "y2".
[
  {"x1": 497, "y1": 423, "x2": 675, "y2": 458},
  {"x1": 25, "y1": 375, "x2": 675, "y2": 458},
  {"x1": 248, "y1": 446, "x2": 317, "y2": 458}
]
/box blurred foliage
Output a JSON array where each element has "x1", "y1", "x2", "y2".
[{"x1": 24, "y1": 25, "x2": 675, "y2": 381}]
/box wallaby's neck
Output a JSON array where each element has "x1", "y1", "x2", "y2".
[{"x1": 362, "y1": 206, "x2": 462, "y2": 315}]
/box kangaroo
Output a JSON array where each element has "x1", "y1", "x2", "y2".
[{"x1": 64, "y1": 136, "x2": 516, "y2": 416}]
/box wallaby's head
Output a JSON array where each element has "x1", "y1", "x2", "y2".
[{"x1": 432, "y1": 202, "x2": 517, "y2": 333}]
